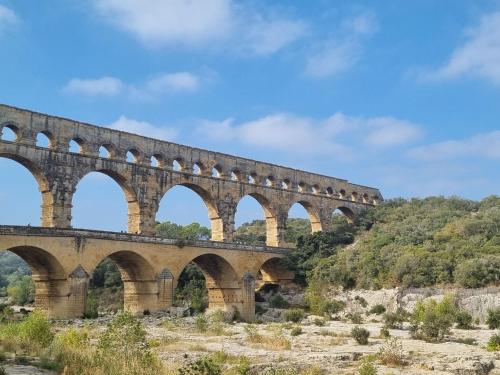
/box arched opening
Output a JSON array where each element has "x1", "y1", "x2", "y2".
[
  {"x1": 326, "y1": 187, "x2": 334, "y2": 196},
  {"x1": 99, "y1": 144, "x2": 115, "y2": 158},
  {"x1": 36, "y1": 132, "x2": 52, "y2": 148},
  {"x1": 193, "y1": 162, "x2": 205, "y2": 175},
  {"x1": 351, "y1": 192, "x2": 358, "y2": 202},
  {"x1": 311, "y1": 184, "x2": 320, "y2": 194},
  {"x1": 339, "y1": 189, "x2": 346, "y2": 199},
  {"x1": 1, "y1": 246, "x2": 68, "y2": 317},
  {"x1": 286, "y1": 202, "x2": 321, "y2": 245},
  {"x1": 211, "y1": 165, "x2": 222, "y2": 178},
  {"x1": 265, "y1": 176, "x2": 274, "y2": 187},
  {"x1": 235, "y1": 193, "x2": 278, "y2": 247},
  {"x1": 230, "y1": 170, "x2": 240, "y2": 181},
  {"x1": 362, "y1": 193, "x2": 369, "y2": 203},
  {"x1": 0, "y1": 125, "x2": 19, "y2": 142},
  {"x1": 172, "y1": 158, "x2": 183, "y2": 172},
  {"x1": 156, "y1": 184, "x2": 217, "y2": 241},
  {"x1": 234, "y1": 195, "x2": 267, "y2": 246},
  {"x1": 281, "y1": 179, "x2": 290, "y2": 189},
  {"x1": 247, "y1": 173, "x2": 257, "y2": 184},
  {"x1": 69, "y1": 138, "x2": 84, "y2": 154},
  {"x1": 297, "y1": 182, "x2": 306, "y2": 193},
  {"x1": 0, "y1": 155, "x2": 52, "y2": 226},
  {"x1": 175, "y1": 254, "x2": 240, "y2": 315},
  {"x1": 87, "y1": 251, "x2": 158, "y2": 316},
  {"x1": 126, "y1": 149, "x2": 140, "y2": 163},
  {"x1": 257, "y1": 257, "x2": 294, "y2": 289},
  {"x1": 151, "y1": 154, "x2": 164, "y2": 168},
  {"x1": 334, "y1": 207, "x2": 355, "y2": 224},
  {"x1": 72, "y1": 171, "x2": 139, "y2": 233}
]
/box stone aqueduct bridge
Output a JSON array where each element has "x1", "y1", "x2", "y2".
[{"x1": 0, "y1": 104, "x2": 382, "y2": 320}]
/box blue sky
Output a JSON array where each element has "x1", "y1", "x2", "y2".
[{"x1": 0, "y1": 0, "x2": 499, "y2": 231}]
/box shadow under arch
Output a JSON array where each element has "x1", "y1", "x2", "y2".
[
  {"x1": 335, "y1": 206, "x2": 355, "y2": 224},
  {"x1": 4, "y1": 245, "x2": 70, "y2": 317},
  {"x1": 289, "y1": 200, "x2": 322, "y2": 233},
  {"x1": 0, "y1": 153, "x2": 54, "y2": 226},
  {"x1": 159, "y1": 182, "x2": 224, "y2": 241},
  {"x1": 73, "y1": 169, "x2": 141, "y2": 233},
  {"x1": 236, "y1": 193, "x2": 279, "y2": 247},
  {"x1": 258, "y1": 257, "x2": 294, "y2": 287},
  {"x1": 178, "y1": 253, "x2": 241, "y2": 313},
  {"x1": 90, "y1": 250, "x2": 159, "y2": 314}
]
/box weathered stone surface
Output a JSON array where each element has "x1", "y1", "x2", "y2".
[{"x1": 0, "y1": 104, "x2": 383, "y2": 321}]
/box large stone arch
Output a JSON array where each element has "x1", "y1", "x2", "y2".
[
  {"x1": 158, "y1": 182, "x2": 224, "y2": 241},
  {"x1": 90, "y1": 250, "x2": 160, "y2": 314},
  {"x1": 72, "y1": 169, "x2": 141, "y2": 233},
  {"x1": 258, "y1": 257, "x2": 294, "y2": 286},
  {"x1": 178, "y1": 253, "x2": 245, "y2": 315},
  {"x1": 2, "y1": 245, "x2": 80, "y2": 318},
  {"x1": 0, "y1": 153, "x2": 54, "y2": 227},
  {"x1": 288, "y1": 200, "x2": 322, "y2": 233},
  {"x1": 236, "y1": 192, "x2": 280, "y2": 247},
  {"x1": 334, "y1": 206, "x2": 356, "y2": 223}
]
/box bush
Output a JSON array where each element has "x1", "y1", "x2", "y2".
[
  {"x1": 486, "y1": 334, "x2": 500, "y2": 352},
  {"x1": 379, "y1": 327, "x2": 390, "y2": 339},
  {"x1": 313, "y1": 318, "x2": 325, "y2": 326},
  {"x1": 369, "y1": 304, "x2": 386, "y2": 315},
  {"x1": 7, "y1": 276, "x2": 34, "y2": 305},
  {"x1": 322, "y1": 300, "x2": 346, "y2": 315},
  {"x1": 195, "y1": 314, "x2": 209, "y2": 333},
  {"x1": 83, "y1": 291, "x2": 98, "y2": 319},
  {"x1": 351, "y1": 326, "x2": 370, "y2": 345},
  {"x1": 455, "y1": 256, "x2": 500, "y2": 288},
  {"x1": 179, "y1": 356, "x2": 222, "y2": 375},
  {"x1": 383, "y1": 309, "x2": 408, "y2": 329},
  {"x1": 96, "y1": 311, "x2": 162, "y2": 373},
  {"x1": 348, "y1": 312, "x2": 364, "y2": 324},
  {"x1": 290, "y1": 326, "x2": 302, "y2": 336},
  {"x1": 486, "y1": 308, "x2": 500, "y2": 329},
  {"x1": 244, "y1": 324, "x2": 262, "y2": 343},
  {"x1": 455, "y1": 310, "x2": 473, "y2": 329},
  {"x1": 269, "y1": 295, "x2": 289, "y2": 309},
  {"x1": 378, "y1": 337, "x2": 405, "y2": 367},
  {"x1": 410, "y1": 296, "x2": 456, "y2": 342},
  {"x1": 284, "y1": 309, "x2": 305, "y2": 323},
  {"x1": 358, "y1": 362, "x2": 377, "y2": 375},
  {"x1": 354, "y1": 296, "x2": 368, "y2": 308}
]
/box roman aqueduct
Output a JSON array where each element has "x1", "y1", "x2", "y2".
[{"x1": 0, "y1": 104, "x2": 382, "y2": 320}]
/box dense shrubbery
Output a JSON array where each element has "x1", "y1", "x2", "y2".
[
  {"x1": 351, "y1": 326, "x2": 370, "y2": 345},
  {"x1": 305, "y1": 196, "x2": 499, "y2": 295},
  {"x1": 487, "y1": 308, "x2": 500, "y2": 329},
  {"x1": 409, "y1": 296, "x2": 457, "y2": 342}
]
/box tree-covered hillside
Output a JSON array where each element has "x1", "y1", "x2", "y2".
[{"x1": 304, "y1": 196, "x2": 499, "y2": 293}]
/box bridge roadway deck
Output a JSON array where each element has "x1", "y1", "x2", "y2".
[{"x1": 0, "y1": 225, "x2": 290, "y2": 255}]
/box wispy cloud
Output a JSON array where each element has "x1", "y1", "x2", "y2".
[
  {"x1": 407, "y1": 131, "x2": 500, "y2": 161},
  {"x1": 64, "y1": 76, "x2": 124, "y2": 96},
  {"x1": 63, "y1": 72, "x2": 203, "y2": 98},
  {"x1": 305, "y1": 10, "x2": 378, "y2": 78},
  {"x1": 419, "y1": 11, "x2": 500, "y2": 84},
  {"x1": 108, "y1": 116, "x2": 177, "y2": 141},
  {"x1": 92, "y1": 0, "x2": 306, "y2": 55},
  {"x1": 196, "y1": 112, "x2": 421, "y2": 158},
  {"x1": 0, "y1": 4, "x2": 19, "y2": 33}
]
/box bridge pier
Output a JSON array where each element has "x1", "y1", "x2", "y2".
[{"x1": 123, "y1": 280, "x2": 162, "y2": 314}]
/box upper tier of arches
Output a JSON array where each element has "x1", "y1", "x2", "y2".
[{"x1": 0, "y1": 107, "x2": 382, "y2": 205}]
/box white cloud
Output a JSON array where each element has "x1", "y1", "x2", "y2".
[
  {"x1": 64, "y1": 72, "x2": 202, "y2": 98},
  {"x1": 0, "y1": 5, "x2": 18, "y2": 33},
  {"x1": 92, "y1": 0, "x2": 305, "y2": 55},
  {"x1": 146, "y1": 72, "x2": 200, "y2": 93},
  {"x1": 305, "y1": 10, "x2": 377, "y2": 78},
  {"x1": 407, "y1": 131, "x2": 500, "y2": 161},
  {"x1": 244, "y1": 17, "x2": 307, "y2": 55},
  {"x1": 108, "y1": 116, "x2": 177, "y2": 141},
  {"x1": 196, "y1": 112, "x2": 421, "y2": 157},
  {"x1": 422, "y1": 12, "x2": 500, "y2": 84},
  {"x1": 64, "y1": 77, "x2": 124, "y2": 96}
]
